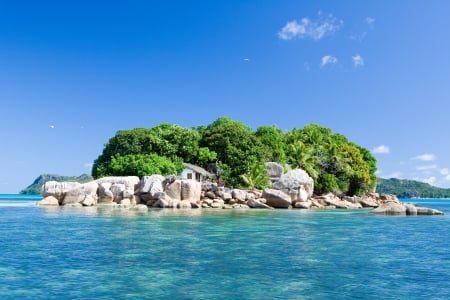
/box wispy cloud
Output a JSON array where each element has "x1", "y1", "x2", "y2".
[
  {"x1": 49, "y1": 124, "x2": 55, "y2": 129},
  {"x1": 366, "y1": 17, "x2": 375, "y2": 27},
  {"x1": 278, "y1": 12, "x2": 342, "y2": 40},
  {"x1": 0, "y1": 181, "x2": 8, "y2": 185},
  {"x1": 372, "y1": 145, "x2": 389, "y2": 154},
  {"x1": 440, "y1": 168, "x2": 449, "y2": 175},
  {"x1": 416, "y1": 164, "x2": 437, "y2": 171},
  {"x1": 84, "y1": 163, "x2": 93, "y2": 168},
  {"x1": 423, "y1": 176, "x2": 436, "y2": 185},
  {"x1": 445, "y1": 174, "x2": 450, "y2": 181},
  {"x1": 321, "y1": 55, "x2": 338, "y2": 67},
  {"x1": 350, "y1": 32, "x2": 367, "y2": 42},
  {"x1": 412, "y1": 153, "x2": 436, "y2": 161},
  {"x1": 352, "y1": 54, "x2": 364, "y2": 67}
]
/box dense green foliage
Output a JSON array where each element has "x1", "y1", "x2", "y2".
[
  {"x1": 109, "y1": 153, "x2": 184, "y2": 177},
  {"x1": 92, "y1": 117, "x2": 377, "y2": 196},
  {"x1": 20, "y1": 174, "x2": 93, "y2": 194},
  {"x1": 376, "y1": 178, "x2": 450, "y2": 198}
]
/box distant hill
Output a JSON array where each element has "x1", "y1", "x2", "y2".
[
  {"x1": 376, "y1": 177, "x2": 450, "y2": 198},
  {"x1": 20, "y1": 174, "x2": 94, "y2": 195}
]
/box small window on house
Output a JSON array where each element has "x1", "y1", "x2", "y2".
[
  {"x1": 195, "y1": 173, "x2": 201, "y2": 182},
  {"x1": 187, "y1": 173, "x2": 192, "y2": 180}
]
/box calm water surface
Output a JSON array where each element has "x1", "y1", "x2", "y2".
[{"x1": 1, "y1": 195, "x2": 449, "y2": 299}]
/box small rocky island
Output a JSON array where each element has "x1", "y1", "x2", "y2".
[{"x1": 37, "y1": 168, "x2": 444, "y2": 216}]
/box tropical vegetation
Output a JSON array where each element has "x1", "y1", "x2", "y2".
[{"x1": 92, "y1": 117, "x2": 377, "y2": 196}]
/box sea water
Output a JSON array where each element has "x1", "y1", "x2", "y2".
[{"x1": 0, "y1": 195, "x2": 449, "y2": 299}]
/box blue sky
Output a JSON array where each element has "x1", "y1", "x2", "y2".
[{"x1": 1, "y1": 0, "x2": 450, "y2": 193}]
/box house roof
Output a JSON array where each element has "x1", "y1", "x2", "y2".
[{"x1": 183, "y1": 163, "x2": 212, "y2": 176}]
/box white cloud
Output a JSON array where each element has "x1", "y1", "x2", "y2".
[
  {"x1": 352, "y1": 54, "x2": 364, "y2": 67},
  {"x1": 278, "y1": 13, "x2": 342, "y2": 40},
  {"x1": 49, "y1": 125, "x2": 55, "y2": 129},
  {"x1": 84, "y1": 163, "x2": 93, "y2": 168},
  {"x1": 440, "y1": 168, "x2": 449, "y2": 175},
  {"x1": 416, "y1": 164, "x2": 437, "y2": 171},
  {"x1": 445, "y1": 174, "x2": 450, "y2": 181},
  {"x1": 243, "y1": 58, "x2": 250, "y2": 61},
  {"x1": 366, "y1": 17, "x2": 375, "y2": 25},
  {"x1": 321, "y1": 55, "x2": 338, "y2": 67},
  {"x1": 350, "y1": 32, "x2": 367, "y2": 42},
  {"x1": 372, "y1": 145, "x2": 389, "y2": 154},
  {"x1": 423, "y1": 176, "x2": 436, "y2": 185},
  {"x1": 412, "y1": 153, "x2": 436, "y2": 161}
]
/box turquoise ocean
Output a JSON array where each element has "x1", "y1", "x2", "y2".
[{"x1": 1, "y1": 194, "x2": 449, "y2": 299}]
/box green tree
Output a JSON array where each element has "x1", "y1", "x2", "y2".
[
  {"x1": 92, "y1": 124, "x2": 209, "y2": 178},
  {"x1": 200, "y1": 117, "x2": 266, "y2": 187},
  {"x1": 109, "y1": 153, "x2": 184, "y2": 177},
  {"x1": 239, "y1": 162, "x2": 270, "y2": 190},
  {"x1": 255, "y1": 125, "x2": 286, "y2": 163},
  {"x1": 286, "y1": 141, "x2": 319, "y2": 180}
]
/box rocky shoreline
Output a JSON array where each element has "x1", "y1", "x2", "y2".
[{"x1": 37, "y1": 169, "x2": 444, "y2": 216}]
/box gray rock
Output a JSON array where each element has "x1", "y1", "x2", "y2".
[
  {"x1": 98, "y1": 182, "x2": 114, "y2": 203},
  {"x1": 416, "y1": 207, "x2": 444, "y2": 215},
  {"x1": 37, "y1": 196, "x2": 60, "y2": 206},
  {"x1": 262, "y1": 189, "x2": 292, "y2": 208},
  {"x1": 232, "y1": 189, "x2": 247, "y2": 201},
  {"x1": 265, "y1": 162, "x2": 284, "y2": 178},
  {"x1": 404, "y1": 203, "x2": 418, "y2": 215},
  {"x1": 63, "y1": 181, "x2": 99, "y2": 205},
  {"x1": 294, "y1": 201, "x2": 312, "y2": 209},
  {"x1": 371, "y1": 202, "x2": 407, "y2": 215},
  {"x1": 137, "y1": 175, "x2": 165, "y2": 195},
  {"x1": 164, "y1": 180, "x2": 182, "y2": 201},
  {"x1": 95, "y1": 176, "x2": 140, "y2": 190},
  {"x1": 272, "y1": 169, "x2": 314, "y2": 202},
  {"x1": 110, "y1": 183, "x2": 125, "y2": 203},
  {"x1": 41, "y1": 181, "x2": 81, "y2": 201},
  {"x1": 178, "y1": 200, "x2": 192, "y2": 209},
  {"x1": 81, "y1": 195, "x2": 97, "y2": 206},
  {"x1": 181, "y1": 180, "x2": 201, "y2": 202},
  {"x1": 247, "y1": 198, "x2": 272, "y2": 209}
]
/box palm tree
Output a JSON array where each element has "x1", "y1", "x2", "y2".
[
  {"x1": 239, "y1": 162, "x2": 270, "y2": 190},
  {"x1": 287, "y1": 141, "x2": 319, "y2": 179}
]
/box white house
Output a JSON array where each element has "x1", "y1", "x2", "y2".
[{"x1": 179, "y1": 163, "x2": 212, "y2": 182}]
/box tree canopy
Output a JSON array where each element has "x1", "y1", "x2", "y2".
[{"x1": 92, "y1": 117, "x2": 377, "y2": 196}]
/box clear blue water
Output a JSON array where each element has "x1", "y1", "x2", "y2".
[{"x1": 1, "y1": 195, "x2": 449, "y2": 299}]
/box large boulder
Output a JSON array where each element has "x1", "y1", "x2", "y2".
[
  {"x1": 262, "y1": 189, "x2": 292, "y2": 208},
  {"x1": 110, "y1": 183, "x2": 126, "y2": 203},
  {"x1": 164, "y1": 179, "x2": 182, "y2": 201},
  {"x1": 37, "y1": 196, "x2": 60, "y2": 206},
  {"x1": 98, "y1": 182, "x2": 114, "y2": 203},
  {"x1": 371, "y1": 202, "x2": 407, "y2": 215},
  {"x1": 247, "y1": 198, "x2": 272, "y2": 209},
  {"x1": 152, "y1": 192, "x2": 180, "y2": 208},
  {"x1": 62, "y1": 181, "x2": 99, "y2": 205},
  {"x1": 137, "y1": 175, "x2": 165, "y2": 199},
  {"x1": 265, "y1": 162, "x2": 284, "y2": 179},
  {"x1": 181, "y1": 180, "x2": 201, "y2": 203},
  {"x1": 272, "y1": 169, "x2": 314, "y2": 202},
  {"x1": 318, "y1": 193, "x2": 362, "y2": 209},
  {"x1": 95, "y1": 176, "x2": 140, "y2": 191},
  {"x1": 41, "y1": 181, "x2": 81, "y2": 202},
  {"x1": 232, "y1": 189, "x2": 247, "y2": 202}
]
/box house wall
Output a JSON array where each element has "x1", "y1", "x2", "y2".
[{"x1": 180, "y1": 168, "x2": 195, "y2": 180}]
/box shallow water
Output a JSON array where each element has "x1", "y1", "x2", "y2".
[{"x1": 1, "y1": 196, "x2": 449, "y2": 299}]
